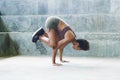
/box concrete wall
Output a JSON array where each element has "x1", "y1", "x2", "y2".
[{"x1": 0, "y1": 0, "x2": 120, "y2": 57}]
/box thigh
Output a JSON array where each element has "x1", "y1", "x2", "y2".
[
  {"x1": 47, "y1": 29, "x2": 57, "y2": 48},
  {"x1": 56, "y1": 31, "x2": 62, "y2": 42}
]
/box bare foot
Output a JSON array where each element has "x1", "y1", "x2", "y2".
[
  {"x1": 53, "y1": 63, "x2": 62, "y2": 66},
  {"x1": 61, "y1": 60, "x2": 70, "y2": 63}
]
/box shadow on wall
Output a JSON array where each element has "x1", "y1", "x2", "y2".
[
  {"x1": 0, "y1": 11, "x2": 20, "y2": 57},
  {"x1": 0, "y1": 12, "x2": 2, "y2": 16}
]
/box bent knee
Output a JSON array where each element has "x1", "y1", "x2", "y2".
[{"x1": 50, "y1": 43, "x2": 57, "y2": 49}]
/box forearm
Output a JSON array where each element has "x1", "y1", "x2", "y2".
[
  {"x1": 52, "y1": 48, "x2": 58, "y2": 64},
  {"x1": 59, "y1": 48, "x2": 63, "y2": 61},
  {"x1": 59, "y1": 48, "x2": 69, "y2": 63}
]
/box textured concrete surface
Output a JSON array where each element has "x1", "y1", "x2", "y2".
[
  {"x1": 0, "y1": 0, "x2": 120, "y2": 57},
  {"x1": 0, "y1": 56, "x2": 120, "y2": 80}
]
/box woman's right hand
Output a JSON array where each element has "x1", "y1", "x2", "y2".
[{"x1": 53, "y1": 63, "x2": 62, "y2": 66}]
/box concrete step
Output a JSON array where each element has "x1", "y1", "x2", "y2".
[
  {"x1": 0, "y1": 0, "x2": 120, "y2": 15},
  {"x1": 0, "y1": 32, "x2": 120, "y2": 57},
  {"x1": 1, "y1": 15, "x2": 120, "y2": 32}
]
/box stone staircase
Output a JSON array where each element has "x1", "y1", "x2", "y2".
[{"x1": 0, "y1": 0, "x2": 120, "y2": 57}]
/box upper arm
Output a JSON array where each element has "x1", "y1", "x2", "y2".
[
  {"x1": 57, "y1": 30, "x2": 75, "y2": 48},
  {"x1": 57, "y1": 38, "x2": 69, "y2": 49}
]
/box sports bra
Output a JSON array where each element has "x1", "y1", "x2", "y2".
[{"x1": 59, "y1": 27, "x2": 76, "y2": 39}]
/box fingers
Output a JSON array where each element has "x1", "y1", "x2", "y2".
[
  {"x1": 61, "y1": 60, "x2": 70, "y2": 63},
  {"x1": 53, "y1": 63, "x2": 63, "y2": 66}
]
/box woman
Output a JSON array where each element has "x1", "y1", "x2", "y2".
[{"x1": 32, "y1": 16, "x2": 89, "y2": 66}]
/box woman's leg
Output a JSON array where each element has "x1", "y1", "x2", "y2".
[
  {"x1": 39, "y1": 29, "x2": 62, "y2": 66},
  {"x1": 39, "y1": 29, "x2": 57, "y2": 48}
]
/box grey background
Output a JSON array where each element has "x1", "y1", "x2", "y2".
[{"x1": 0, "y1": 0, "x2": 120, "y2": 57}]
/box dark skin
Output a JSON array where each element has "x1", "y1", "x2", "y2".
[{"x1": 39, "y1": 18, "x2": 81, "y2": 66}]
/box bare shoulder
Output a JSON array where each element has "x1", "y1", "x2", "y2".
[{"x1": 65, "y1": 30, "x2": 75, "y2": 41}]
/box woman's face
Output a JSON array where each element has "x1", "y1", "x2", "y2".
[{"x1": 72, "y1": 42, "x2": 81, "y2": 50}]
